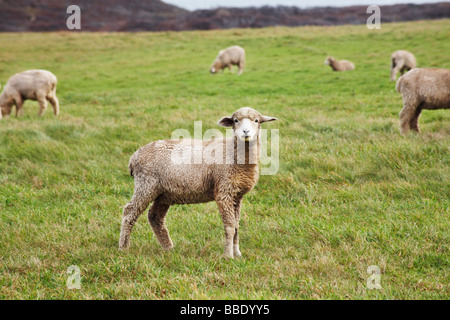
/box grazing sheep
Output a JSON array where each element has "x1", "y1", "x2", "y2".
[
  {"x1": 210, "y1": 45, "x2": 245, "y2": 75},
  {"x1": 324, "y1": 57, "x2": 355, "y2": 71},
  {"x1": 390, "y1": 50, "x2": 416, "y2": 81},
  {"x1": 396, "y1": 68, "x2": 450, "y2": 135},
  {"x1": 0, "y1": 69, "x2": 59, "y2": 119},
  {"x1": 119, "y1": 107, "x2": 277, "y2": 258}
]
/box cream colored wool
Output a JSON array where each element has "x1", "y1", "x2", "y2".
[
  {"x1": 324, "y1": 56, "x2": 355, "y2": 71},
  {"x1": 119, "y1": 107, "x2": 277, "y2": 258},
  {"x1": 396, "y1": 68, "x2": 450, "y2": 134},
  {"x1": 0, "y1": 69, "x2": 59, "y2": 119},
  {"x1": 210, "y1": 46, "x2": 246, "y2": 75},
  {"x1": 390, "y1": 50, "x2": 416, "y2": 81}
]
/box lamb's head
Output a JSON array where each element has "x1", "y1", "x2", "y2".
[
  {"x1": 218, "y1": 107, "x2": 277, "y2": 142},
  {"x1": 210, "y1": 61, "x2": 222, "y2": 74},
  {"x1": 324, "y1": 57, "x2": 335, "y2": 65},
  {"x1": 0, "y1": 85, "x2": 13, "y2": 118}
]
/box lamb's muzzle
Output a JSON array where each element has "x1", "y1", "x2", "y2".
[{"x1": 119, "y1": 107, "x2": 277, "y2": 259}]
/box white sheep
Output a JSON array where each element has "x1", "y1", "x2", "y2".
[
  {"x1": 0, "y1": 69, "x2": 59, "y2": 119},
  {"x1": 390, "y1": 50, "x2": 416, "y2": 81},
  {"x1": 396, "y1": 68, "x2": 450, "y2": 135},
  {"x1": 324, "y1": 57, "x2": 355, "y2": 71},
  {"x1": 119, "y1": 107, "x2": 277, "y2": 258},
  {"x1": 210, "y1": 45, "x2": 245, "y2": 75}
]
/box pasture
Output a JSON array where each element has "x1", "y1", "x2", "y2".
[{"x1": 0, "y1": 19, "x2": 449, "y2": 299}]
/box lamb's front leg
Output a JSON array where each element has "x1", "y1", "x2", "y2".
[
  {"x1": 13, "y1": 96, "x2": 23, "y2": 117},
  {"x1": 216, "y1": 197, "x2": 236, "y2": 259},
  {"x1": 233, "y1": 198, "x2": 243, "y2": 257}
]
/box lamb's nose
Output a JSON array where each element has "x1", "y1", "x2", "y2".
[{"x1": 243, "y1": 129, "x2": 249, "y2": 134}]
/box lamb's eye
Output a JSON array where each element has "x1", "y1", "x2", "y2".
[
  {"x1": 234, "y1": 119, "x2": 239, "y2": 123},
  {"x1": 255, "y1": 119, "x2": 259, "y2": 123}
]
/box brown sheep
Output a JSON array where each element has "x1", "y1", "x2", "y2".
[
  {"x1": 324, "y1": 57, "x2": 355, "y2": 71},
  {"x1": 396, "y1": 68, "x2": 450, "y2": 135},
  {"x1": 119, "y1": 107, "x2": 277, "y2": 258},
  {"x1": 391, "y1": 50, "x2": 416, "y2": 82},
  {"x1": 0, "y1": 69, "x2": 59, "y2": 119}
]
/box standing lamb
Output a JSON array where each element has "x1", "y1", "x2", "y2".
[
  {"x1": 396, "y1": 68, "x2": 450, "y2": 135},
  {"x1": 0, "y1": 69, "x2": 59, "y2": 119},
  {"x1": 324, "y1": 57, "x2": 355, "y2": 71},
  {"x1": 390, "y1": 50, "x2": 416, "y2": 81},
  {"x1": 119, "y1": 107, "x2": 277, "y2": 258},
  {"x1": 210, "y1": 45, "x2": 245, "y2": 75}
]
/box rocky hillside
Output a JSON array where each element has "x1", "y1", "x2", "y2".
[
  {"x1": 0, "y1": 0, "x2": 449, "y2": 31},
  {"x1": 0, "y1": 0, "x2": 187, "y2": 31}
]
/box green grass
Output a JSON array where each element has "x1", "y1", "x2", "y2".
[{"x1": 0, "y1": 20, "x2": 449, "y2": 299}]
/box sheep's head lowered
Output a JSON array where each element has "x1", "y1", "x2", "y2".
[
  {"x1": 210, "y1": 61, "x2": 221, "y2": 74},
  {"x1": 324, "y1": 57, "x2": 335, "y2": 65},
  {"x1": 218, "y1": 107, "x2": 277, "y2": 142}
]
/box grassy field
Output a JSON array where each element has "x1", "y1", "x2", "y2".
[{"x1": 0, "y1": 19, "x2": 449, "y2": 300}]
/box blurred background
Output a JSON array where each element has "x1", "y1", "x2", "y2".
[{"x1": 0, "y1": 0, "x2": 449, "y2": 32}]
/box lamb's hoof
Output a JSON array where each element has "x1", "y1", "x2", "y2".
[
  {"x1": 118, "y1": 241, "x2": 130, "y2": 250},
  {"x1": 233, "y1": 244, "x2": 242, "y2": 257},
  {"x1": 224, "y1": 251, "x2": 234, "y2": 259},
  {"x1": 162, "y1": 244, "x2": 174, "y2": 251},
  {"x1": 160, "y1": 239, "x2": 174, "y2": 251}
]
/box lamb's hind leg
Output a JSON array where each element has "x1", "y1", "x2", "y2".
[
  {"x1": 148, "y1": 197, "x2": 173, "y2": 250},
  {"x1": 391, "y1": 58, "x2": 403, "y2": 81},
  {"x1": 119, "y1": 179, "x2": 159, "y2": 249},
  {"x1": 37, "y1": 93, "x2": 48, "y2": 116},
  {"x1": 409, "y1": 104, "x2": 423, "y2": 133},
  {"x1": 399, "y1": 99, "x2": 421, "y2": 135},
  {"x1": 47, "y1": 88, "x2": 60, "y2": 116},
  {"x1": 237, "y1": 60, "x2": 245, "y2": 75}
]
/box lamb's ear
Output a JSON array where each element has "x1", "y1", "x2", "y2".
[
  {"x1": 218, "y1": 116, "x2": 234, "y2": 127},
  {"x1": 260, "y1": 115, "x2": 277, "y2": 123}
]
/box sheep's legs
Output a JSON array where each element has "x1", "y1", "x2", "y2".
[
  {"x1": 399, "y1": 101, "x2": 421, "y2": 135},
  {"x1": 47, "y1": 91, "x2": 60, "y2": 116},
  {"x1": 237, "y1": 62, "x2": 244, "y2": 75},
  {"x1": 233, "y1": 198, "x2": 243, "y2": 257},
  {"x1": 13, "y1": 96, "x2": 23, "y2": 117},
  {"x1": 390, "y1": 59, "x2": 404, "y2": 81},
  {"x1": 37, "y1": 96, "x2": 48, "y2": 116},
  {"x1": 119, "y1": 183, "x2": 158, "y2": 249},
  {"x1": 216, "y1": 198, "x2": 236, "y2": 258},
  {"x1": 408, "y1": 105, "x2": 422, "y2": 133},
  {"x1": 148, "y1": 197, "x2": 173, "y2": 250}
]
